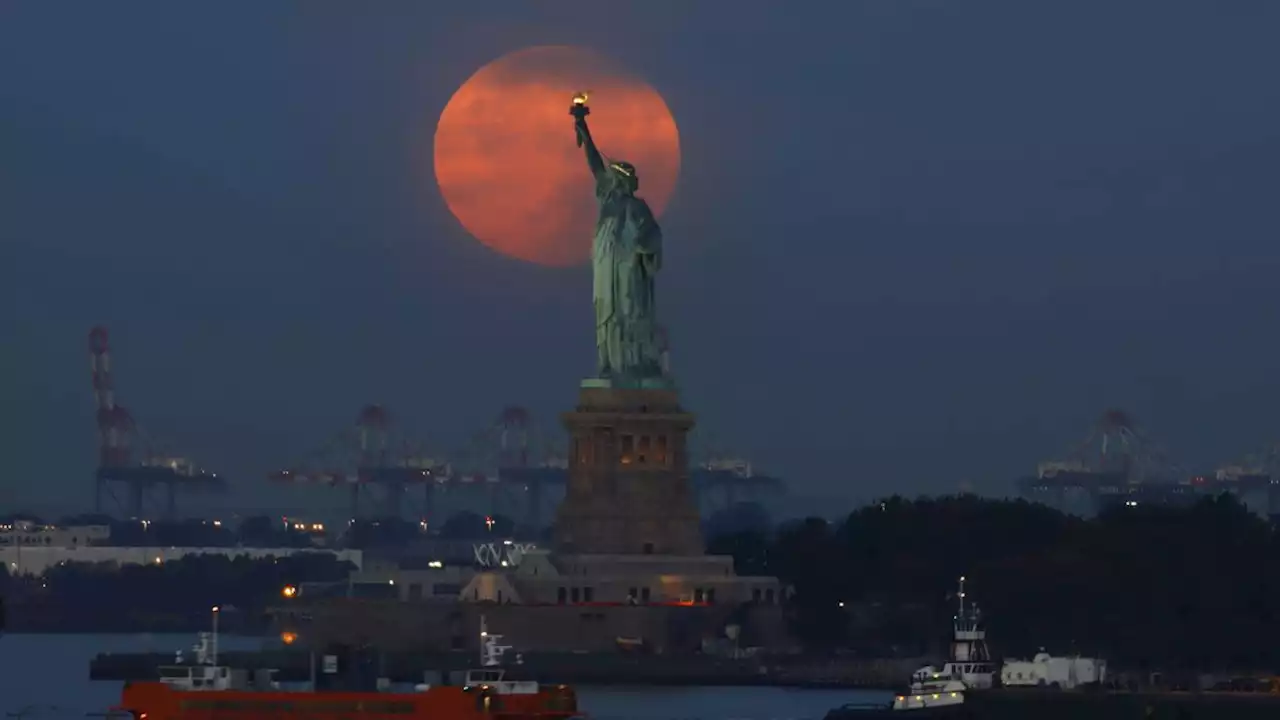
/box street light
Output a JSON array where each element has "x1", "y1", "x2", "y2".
[{"x1": 282, "y1": 585, "x2": 298, "y2": 599}]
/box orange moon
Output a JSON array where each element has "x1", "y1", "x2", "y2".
[{"x1": 434, "y1": 46, "x2": 681, "y2": 267}]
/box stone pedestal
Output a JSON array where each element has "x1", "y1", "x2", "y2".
[{"x1": 553, "y1": 383, "x2": 704, "y2": 555}]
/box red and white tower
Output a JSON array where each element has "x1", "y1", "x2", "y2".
[{"x1": 88, "y1": 326, "x2": 132, "y2": 469}]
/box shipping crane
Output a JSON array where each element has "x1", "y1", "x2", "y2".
[
  {"x1": 88, "y1": 326, "x2": 225, "y2": 518},
  {"x1": 269, "y1": 404, "x2": 445, "y2": 520},
  {"x1": 1016, "y1": 409, "x2": 1190, "y2": 514}
]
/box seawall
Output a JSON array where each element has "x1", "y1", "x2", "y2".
[
  {"x1": 966, "y1": 688, "x2": 1280, "y2": 720},
  {"x1": 89, "y1": 650, "x2": 917, "y2": 689}
]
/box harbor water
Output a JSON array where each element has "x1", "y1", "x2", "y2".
[{"x1": 0, "y1": 634, "x2": 888, "y2": 720}]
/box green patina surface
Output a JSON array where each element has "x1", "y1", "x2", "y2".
[{"x1": 572, "y1": 102, "x2": 669, "y2": 386}]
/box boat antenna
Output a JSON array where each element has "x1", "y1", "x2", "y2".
[{"x1": 211, "y1": 606, "x2": 220, "y2": 666}]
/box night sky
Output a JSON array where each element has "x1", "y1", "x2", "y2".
[{"x1": 3, "y1": 2, "x2": 1280, "y2": 515}]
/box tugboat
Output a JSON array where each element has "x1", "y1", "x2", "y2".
[
  {"x1": 824, "y1": 576, "x2": 993, "y2": 718},
  {"x1": 906, "y1": 575, "x2": 996, "y2": 691},
  {"x1": 114, "y1": 614, "x2": 579, "y2": 720}
]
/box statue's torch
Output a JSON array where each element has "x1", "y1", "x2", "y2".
[
  {"x1": 570, "y1": 91, "x2": 591, "y2": 118},
  {"x1": 570, "y1": 91, "x2": 591, "y2": 147}
]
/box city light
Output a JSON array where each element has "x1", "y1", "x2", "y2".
[
  {"x1": 281, "y1": 585, "x2": 298, "y2": 599},
  {"x1": 280, "y1": 631, "x2": 297, "y2": 645}
]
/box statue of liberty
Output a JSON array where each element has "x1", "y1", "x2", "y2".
[{"x1": 570, "y1": 92, "x2": 665, "y2": 383}]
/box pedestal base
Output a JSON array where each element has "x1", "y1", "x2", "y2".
[
  {"x1": 580, "y1": 376, "x2": 677, "y2": 391},
  {"x1": 553, "y1": 383, "x2": 703, "y2": 556}
]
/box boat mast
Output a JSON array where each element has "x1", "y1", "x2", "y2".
[
  {"x1": 479, "y1": 615, "x2": 512, "y2": 667},
  {"x1": 211, "y1": 606, "x2": 220, "y2": 667},
  {"x1": 952, "y1": 575, "x2": 988, "y2": 663}
]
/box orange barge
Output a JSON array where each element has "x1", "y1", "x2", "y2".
[{"x1": 114, "y1": 619, "x2": 580, "y2": 720}]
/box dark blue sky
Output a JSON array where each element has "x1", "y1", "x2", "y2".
[{"x1": 3, "y1": 2, "x2": 1280, "y2": 513}]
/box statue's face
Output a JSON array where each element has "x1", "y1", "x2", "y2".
[{"x1": 609, "y1": 161, "x2": 639, "y2": 195}]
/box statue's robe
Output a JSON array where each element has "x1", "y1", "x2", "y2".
[{"x1": 592, "y1": 187, "x2": 663, "y2": 379}]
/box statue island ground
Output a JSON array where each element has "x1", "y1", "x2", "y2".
[{"x1": 267, "y1": 99, "x2": 788, "y2": 656}]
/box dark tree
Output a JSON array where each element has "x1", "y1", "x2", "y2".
[{"x1": 703, "y1": 492, "x2": 1280, "y2": 670}]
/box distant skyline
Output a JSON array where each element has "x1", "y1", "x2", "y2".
[{"x1": 3, "y1": 2, "x2": 1280, "y2": 513}]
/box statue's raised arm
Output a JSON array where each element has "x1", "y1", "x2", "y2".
[{"x1": 570, "y1": 92, "x2": 608, "y2": 184}]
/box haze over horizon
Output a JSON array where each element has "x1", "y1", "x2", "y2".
[{"x1": 3, "y1": 2, "x2": 1280, "y2": 515}]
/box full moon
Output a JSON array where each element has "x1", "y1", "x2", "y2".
[{"x1": 434, "y1": 46, "x2": 681, "y2": 267}]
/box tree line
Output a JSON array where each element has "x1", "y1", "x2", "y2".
[
  {"x1": 0, "y1": 552, "x2": 353, "y2": 633},
  {"x1": 709, "y1": 494, "x2": 1280, "y2": 672}
]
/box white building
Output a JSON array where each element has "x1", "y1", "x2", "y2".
[
  {"x1": 1001, "y1": 652, "x2": 1107, "y2": 689},
  {"x1": 458, "y1": 549, "x2": 784, "y2": 606},
  {"x1": 0, "y1": 521, "x2": 110, "y2": 548}
]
